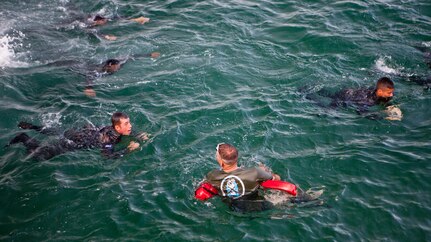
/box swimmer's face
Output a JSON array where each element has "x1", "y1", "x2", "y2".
[
  {"x1": 376, "y1": 87, "x2": 394, "y2": 99},
  {"x1": 115, "y1": 118, "x2": 132, "y2": 136},
  {"x1": 104, "y1": 63, "x2": 121, "y2": 73},
  {"x1": 93, "y1": 18, "x2": 108, "y2": 26}
]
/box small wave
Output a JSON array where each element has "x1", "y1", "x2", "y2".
[
  {"x1": 0, "y1": 30, "x2": 28, "y2": 68},
  {"x1": 375, "y1": 56, "x2": 403, "y2": 75}
]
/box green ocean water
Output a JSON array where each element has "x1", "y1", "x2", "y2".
[{"x1": 1, "y1": 0, "x2": 430, "y2": 241}]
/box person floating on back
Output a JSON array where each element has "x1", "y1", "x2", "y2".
[{"x1": 7, "y1": 112, "x2": 149, "y2": 161}]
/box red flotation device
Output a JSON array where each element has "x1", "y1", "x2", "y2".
[
  {"x1": 195, "y1": 182, "x2": 219, "y2": 201},
  {"x1": 195, "y1": 180, "x2": 297, "y2": 201},
  {"x1": 261, "y1": 180, "x2": 297, "y2": 196}
]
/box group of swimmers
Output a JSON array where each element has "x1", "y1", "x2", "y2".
[
  {"x1": 6, "y1": 9, "x2": 431, "y2": 212},
  {"x1": 5, "y1": 75, "x2": 399, "y2": 211},
  {"x1": 82, "y1": 14, "x2": 160, "y2": 97}
]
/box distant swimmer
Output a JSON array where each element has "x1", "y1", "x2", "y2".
[
  {"x1": 7, "y1": 112, "x2": 149, "y2": 161},
  {"x1": 195, "y1": 143, "x2": 316, "y2": 212},
  {"x1": 83, "y1": 52, "x2": 160, "y2": 97},
  {"x1": 43, "y1": 52, "x2": 160, "y2": 97},
  {"x1": 305, "y1": 77, "x2": 402, "y2": 120},
  {"x1": 87, "y1": 14, "x2": 150, "y2": 40},
  {"x1": 89, "y1": 14, "x2": 150, "y2": 27}
]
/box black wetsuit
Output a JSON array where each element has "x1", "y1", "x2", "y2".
[
  {"x1": 46, "y1": 55, "x2": 151, "y2": 91},
  {"x1": 9, "y1": 123, "x2": 128, "y2": 161},
  {"x1": 306, "y1": 87, "x2": 392, "y2": 118},
  {"x1": 330, "y1": 87, "x2": 391, "y2": 111},
  {"x1": 406, "y1": 75, "x2": 431, "y2": 89}
]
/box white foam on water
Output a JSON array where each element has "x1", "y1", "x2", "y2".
[
  {"x1": 264, "y1": 190, "x2": 293, "y2": 205},
  {"x1": 0, "y1": 30, "x2": 28, "y2": 68},
  {"x1": 41, "y1": 112, "x2": 62, "y2": 128},
  {"x1": 375, "y1": 56, "x2": 403, "y2": 75},
  {"x1": 422, "y1": 41, "x2": 431, "y2": 48}
]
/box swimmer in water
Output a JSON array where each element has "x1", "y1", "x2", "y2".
[
  {"x1": 42, "y1": 51, "x2": 160, "y2": 97},
  {"x1": 91, "y1": 15, "x2": 109, "y2": 26},
  {"x1": 89, "y1": 14, "x2": 151, "y2": 27},
  {"x1": 83, "y1": 52, "x2": 160, "y2": 97},
  {"x1": 88, "y1": 14, "x2": 150, "y2": 40},
  {"x1": 305, "y1": 77, "x2": 400, "y2": 120},
  {"x1": 204, "y1": 143, "x2": 279, "y2": 212},
  {"x1": 201, "y1": 143, "x2": 315, "y2": 212},
  {"x1": 7, "y1": 112, "x2": 150, "y2": 161}
]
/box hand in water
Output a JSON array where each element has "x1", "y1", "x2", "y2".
[
  {"x1": 128, "y1": 141, "x2": 140, "y2": 151},
  {"x1": 384, "y1": 105, "x2": 402, "y2": 121},
  {"x1": 104, "y1": 35, "x2": 117, "y2": 41},
  {"x1": 130, "y1": 16, "x2": 150, "y2": 24},
  {"x1": 84, "y1": 87, "x2": 96, "y2": 97},
  {"x1": 150, "y1": 52, "x2": 160, "y2": 58},
  {"x1": 136, "y1": 132, "x2": 150, "y2": 141}
]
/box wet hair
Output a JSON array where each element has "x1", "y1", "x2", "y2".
[
  {"x1": 376, "y1": 77, "x2": 394, "y2": 90},
  {"x1": 104, "y1": 59, "x2": 120, "y2": 66},
  {"x1": 102, "y1": 59, "x2": 121, "y2": 72},
  {"x1": 94, "y1": 15, "x2": 106, "y2": 21},
  {"x1": 218, "y1": 143, "x2": 238, "y2": 164},
  {"x1": 111, "y1": 112, "x2": 129, "y2": 127}
]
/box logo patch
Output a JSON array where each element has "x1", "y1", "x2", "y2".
[{"x1": 220, "y1": 175, "x2": 245, "y2": 198}]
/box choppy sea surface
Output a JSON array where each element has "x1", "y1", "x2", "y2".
[{"x1": 1, "y1": 0, "x2": 430, "y2": 241}]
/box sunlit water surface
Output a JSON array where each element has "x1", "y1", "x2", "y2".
[{"x1": 1, "y1": 0, "x2": 430, "y2": 241}]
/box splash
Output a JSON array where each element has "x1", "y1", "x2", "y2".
[
  {"x1": 375, "y1": 56, "x2": 403, "y2": 75},
  {"x1": 41, "y1": 112, "x2": 62, "y2": 128},
  {"x1": 0, "y1": 31, "x2": 28, "y2": 68},
  {"x1": 264, "y1": 190, "x2": 294, "y2": 205},
  {"x1": 264, "y1": 187, "x2": 325, "y2": 206},
  {"x1": 422, "y1": 41, "x2": 431, "y2": 48}
]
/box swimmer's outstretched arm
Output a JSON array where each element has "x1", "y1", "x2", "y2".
[
  {"x1": 129, "y1": 16, "x2": 150, "y2": 24},
  {"x1": 133, "y1": 131, "x2": 151, "y2": 141},
  {"x1": 90, "y1": 15, "x2": 150, "y2": 26}
]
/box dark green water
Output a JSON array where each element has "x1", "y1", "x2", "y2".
[{"x1": 1, "y1": 0, "x2": 430, "y2": 241}]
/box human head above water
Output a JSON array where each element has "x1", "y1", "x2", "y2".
[
  {"x1": 102, "y1": 59, "x2": 121, "y2": 73},
  {"x1": 375, "y1": 77, "x2": 394, "y2": 99},
  {"x1": 93, "y1": 15, "x2": 108, "y2": 26},
  {"x1": 216, "y1": 143, "x2": 238, "y2": 167},
  {"x1": 111, "y1": 112, "x2": 132, "y2": 135}
]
